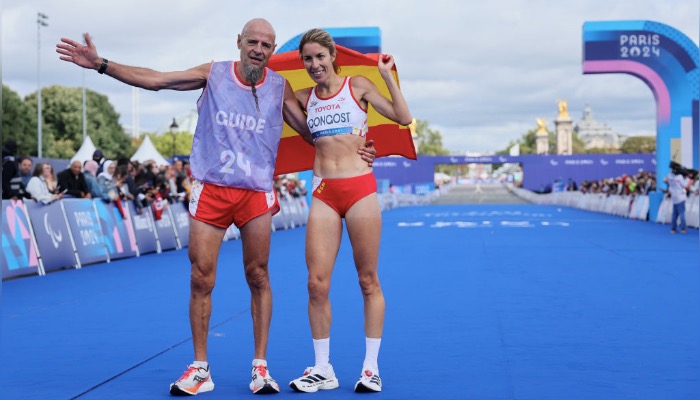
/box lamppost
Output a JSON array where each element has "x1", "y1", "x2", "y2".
[
  {"x1": 37, "y1": 12, "x2": 48, "y2": 157},
  {"x1": 170, "y1": 118, "x2": 179, "y2": 159}
]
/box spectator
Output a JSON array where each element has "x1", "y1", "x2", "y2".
[
  {"x1": 45, "y1": 164, "x2": 60, "y2": 193},
  {"x1": 93, "y1": 149, "x2": 106, "y2": 175},
  {"x1": 26, "y1": 163, "x2": 65, "y2": 204},
  {"x1": 57, "y1": 160, "x2": 92, "y2": 199},
  {"x1": 2, "y1": 140, "x2": 31, "y2": 200},
  {"x1": 17, "y1": 156, "x2": 34, "y2": 187},
  {"x1": 98, "y1": 160, "x2": 119, "y2": 201},
  {"x1": 84, "y1": 160, "x2": 109, "y2": 201}
]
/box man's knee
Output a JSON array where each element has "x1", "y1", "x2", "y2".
[
  {"x1": 191, "y1": 263, "x2": 216, "y2": 294},
  {"x1": 245, "y1": 263, "x2": 270, "y2": 292}
]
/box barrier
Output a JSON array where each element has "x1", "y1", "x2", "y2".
[
  {"x1": 2, "y1": 189, "x2": 453, "y2": 280},
  {"x1": 513, "y1": 186, "x2": 699, "y2": 229},
  {"x1": 1, "y1": 196, "x2": 311, "y2": 280},
  {"x1": 2, "y1": 200, "x2": 42, "y2": 278}
]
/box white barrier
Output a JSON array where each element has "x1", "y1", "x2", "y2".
[{"x1": 512, "y1": 187, "x2": 699, "y2": 229}]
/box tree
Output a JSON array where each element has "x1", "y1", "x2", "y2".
[
  {"x1": 24, "y1": 85, "x2": 133, "y2": 159},
  {"x1": 146, "y1": 131, "x2": 194, "y2": 158},
  {"x1": 2, "y1": 85, "x2": 38, "y2": 155},
  {"x1": 620, "y1": 136, "x2": 655, "y2": 154},
  {"x1": 413, "y1": 119, "x2": 449, "y2": 156}
]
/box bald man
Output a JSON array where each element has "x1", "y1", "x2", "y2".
[{"x1": 57, "y1": 160, "x2": 91, "y2": 199}]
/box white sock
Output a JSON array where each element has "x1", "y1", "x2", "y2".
[
  {"x1": 252, "y1": 358, "x2": 267, "y2": 367},
  {"x1": 192, "y1": 360, "x2": 208, "y2": 369},
  {"x1": 363, "y1": 337, "x2": 381, "y2": 374},
  {"x1": 313, "y1": 338, "x2": 330, "y2": 371}
]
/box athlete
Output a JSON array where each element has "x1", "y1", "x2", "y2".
[
  {"x1": 288, "y1": 28, "x2": 412, "y2": 393},
  {"x1": 56, "y1": 19, "x2": 375, "y2": 396}
]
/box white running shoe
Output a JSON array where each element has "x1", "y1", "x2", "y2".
[
  {"x1": 289, "y1": 365, "x2": 340, "y2": 393},
  {"x1": 250, "y1": 364, "x2": 280, "y2": 394},
  {"x1": 354, "y1": 369, "x2": 382, "y2": 392},
  {"x1": 169, "y1": 364, "x2": 215, "y2": 396}
]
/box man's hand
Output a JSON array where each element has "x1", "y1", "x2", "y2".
[
  {"x1": 57, "y1": 33, "x2": 101, "y2": 70},
  {"x1": 358, "y1": 139, "x2": 376, "y2": 167}
]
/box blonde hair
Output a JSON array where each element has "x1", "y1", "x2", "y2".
[{"x1": 298, "y1": 28, "x2": 340, "y2": 73}]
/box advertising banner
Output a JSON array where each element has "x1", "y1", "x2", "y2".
[
  {"x1": 127, "y1": 201, "x2": 158, "y2": 255},
  {"x1": 62, "y1": 199, "x2": 109, "y2": 266},
  {"x1": 23, "y1": 200, "x2": 77, "y2": 272},
  {"x1": 170, "y1": 202, "x2": 190, "y2": 248},
  {"x1": 2, "y1": 200, "x2": 41, "y2": 279},
  {"x1": 154, "y1": 206, "x2": 178, "y2": 251},
  {"x1": 94, "y1": 200, "x2": 138, "y2": 260}
]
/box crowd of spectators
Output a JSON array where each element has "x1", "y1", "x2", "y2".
[
  {"x1": 2, "y1": 140, "x2": 192, "y2": 217},
  {"x1": 572, "y1": 167, "x2": 699, "y2": 199},
  {"x1": 577, "y1": 170, "x2": 658, "y2": 196},
  {"x1": 274, "y1": 174, "x2": 307, "y2": 201}
]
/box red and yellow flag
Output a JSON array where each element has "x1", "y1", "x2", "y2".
[{"x1": 268, "y1": 45, "x2": 417, "y2": 175}]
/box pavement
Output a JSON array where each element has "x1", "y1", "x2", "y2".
[{"x1": 432, "y1": 182, "x2": 529, "y2": 204}]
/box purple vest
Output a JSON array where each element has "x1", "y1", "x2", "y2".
[{"x1": 190, "y1": 61, "x2": 285, "y2": 192}]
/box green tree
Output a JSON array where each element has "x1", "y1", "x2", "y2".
[
  {"x1": 24, "y1": 85, "x2": 133, "y2": 159},
  {"x1": 620, "y1": 136, "x2": 655, "y2": 154},
  {"x1": 2, "y1": 85, "x2": 38, "y2": 155},
  {"x1": 147, "y1": 131, "x2": 194, "y2": 158},
  {"x1": 413, "y1": 119, "x2": 449, "y2": 156}
]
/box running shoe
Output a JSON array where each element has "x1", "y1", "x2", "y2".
[
  {"x1": 250, "y1": 363, "x2": 280, "y2": 394},
  {"x1": 289, "y1": 365, "x2": 340, "y2": 393},
  {"x1": 169, "y1": 364, "x2": 214, "y2": 396},
  {"x1": 354, "y1": 369, "x2": 382, "y2": 392}
]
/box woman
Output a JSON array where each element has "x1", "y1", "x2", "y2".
[
  {"x1": 45, "y1": 164, "x2": 60, "y2": 193},
  {"x1": 26, "y1": 163, "x2": 65, "y2": 204},
  {"x1": 289, "y1": 29, "x2": 411, "y2": 394},
  {"x1": 98, "y1": 160, "x2": 120, "y2": 201}
]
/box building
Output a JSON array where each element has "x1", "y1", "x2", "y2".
[{"x1": 573, "y1": 105, "x2": 623, "y2": 151}]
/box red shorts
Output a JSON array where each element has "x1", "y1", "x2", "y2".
[
  {"x1": 312, "y1": 172, "x2": 377, "y2": 217},
  {"x1": 189, "y1": 179, "x2": 280, "y2": 229}
]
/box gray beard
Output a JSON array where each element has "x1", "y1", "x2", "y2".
[
  {"x1": 245, "y1": 65, "x2": 263, "y2": 85},
  {"x1": 245, "y1": 66, "x2": 263, "y2": 112}
]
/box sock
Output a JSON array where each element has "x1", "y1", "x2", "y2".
[
  {"x1": 192, "y1": 360, "x2": 208, "y2": 370},
  {"x1": 363, "y1": 337, "x2": 381, "y2": 374},
  {"x1": 252, "y1": 358, "x2": 267, "y2": 367},
  {"x1": 313, "y1": 338, "x2": 330, "y2": 371}
]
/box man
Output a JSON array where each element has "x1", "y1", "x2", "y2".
[
  {"x1": 57, "y1": 160, "x2": 92, "y2": 199},
  {"x1": 2, "y1": 140, "x2": 31, "y2": 200},
  {"x1": 57, "y1": 18, "x2": 375, "y2": 396},
  {"x1": 17, "y1": 156, "x2": 34, "y2": 187},
  {"x1": 664, "y1": 162, "x2": 690, "y2": 234}
]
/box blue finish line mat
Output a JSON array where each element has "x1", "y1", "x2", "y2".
[{"x1": 2, "y1": 204, "x2": 699, "y2": 399}]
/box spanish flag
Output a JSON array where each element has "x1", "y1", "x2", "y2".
[{"x1": 268, "y1": 45, "x2": 417, "y2": 175}]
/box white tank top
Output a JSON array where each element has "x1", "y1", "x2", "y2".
[{"x1": 305, "y1": 77, "x2": 368, "y2": 142}]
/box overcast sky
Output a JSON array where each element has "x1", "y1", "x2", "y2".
[{"x1": 3, "y1": 0, "x2": 699, "y2": 154}]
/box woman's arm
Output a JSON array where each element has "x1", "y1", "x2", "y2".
[{"x1": 353, "y1": 54, "x2": 412, "y2": 125}]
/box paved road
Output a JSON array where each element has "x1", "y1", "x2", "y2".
[{"x1": 432, "y1": 182, "x2": 530, "y2": 204}]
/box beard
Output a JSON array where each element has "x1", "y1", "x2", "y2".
[
  {"x1": 244, "y1": 64, "x2": 264, "y2": 85},
  {"x1": 244, "y1": 64, "x2": 264, "y2": 112}
]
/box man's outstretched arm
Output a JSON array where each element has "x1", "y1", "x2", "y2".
[{"x1": 56, "y1": 33, "x2": 209, "y2": 91}]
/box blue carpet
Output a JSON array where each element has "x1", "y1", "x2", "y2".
[{"x1": 2, "y1": 204, "x2": 699, "y2": 399}]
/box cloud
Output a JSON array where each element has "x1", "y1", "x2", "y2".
[{"x1": 3, "y1": 0, "x2": 697, "y2": 154}]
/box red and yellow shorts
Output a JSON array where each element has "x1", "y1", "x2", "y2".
[
  {"x1": 311, "y1": 172, "x2": 377, "y2": 217},
  {"x1": 189, "y1": 179, "x2": 280, "y2": 229}
]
